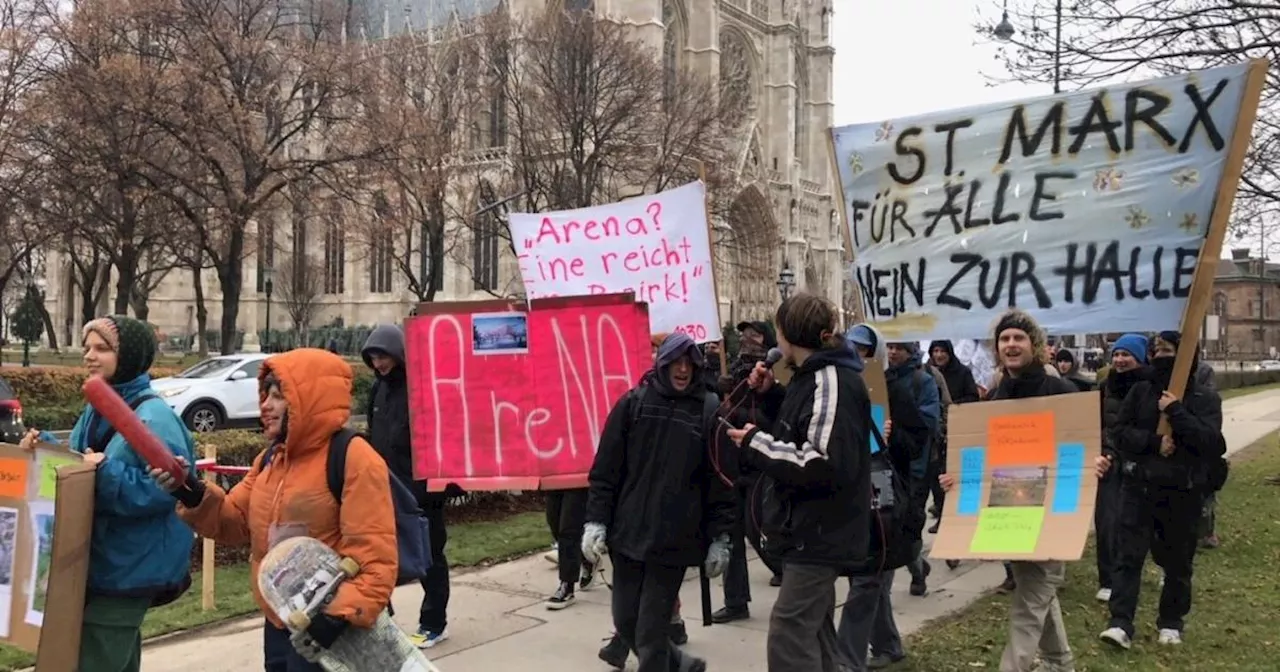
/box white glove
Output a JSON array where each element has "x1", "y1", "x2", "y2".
[
  {"x1": 704, "y1": 534, "x2": 731, "y2": 579},
  {"x1": 581, "y1": 522, "x2": 609, "y2": 564}
]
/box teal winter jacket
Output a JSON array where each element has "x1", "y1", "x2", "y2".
[{"x1": 67, "y1": 374, "x2": 196, "y2": 600}]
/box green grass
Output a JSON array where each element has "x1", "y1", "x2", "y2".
[
  {"x1": 900, "y1": 431, "x2": 1280, "y2": 671},
  {"x1": 1220, "y1": 380, "x2": 1280, "y2": 400},
  {"x1": 0, "y1": 511, "x2": 552, "y2": 670}
]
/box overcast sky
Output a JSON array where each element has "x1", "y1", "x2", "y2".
[{"x1": 831, "y1": 0, "x2": 1039, "y2": 124}]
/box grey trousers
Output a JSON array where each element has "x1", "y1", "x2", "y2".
[
  {"x1": 1001, "y1": 561, "x2": 1073, "y2": 672},
  {"x1": 768, "y1": 563, "x2": 848, "y2": 672},
  {"x1": 836, "y1": 571, "x2": 903, "y2": 671}
]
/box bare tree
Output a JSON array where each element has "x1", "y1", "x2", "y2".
[
  {"x1": 24, "y1": 0, "x2": 181, "y2": 316},
  {"x1": 274, "y1": 253, "x2": 325, "y2": 341},
  {"x1": 350, "y1": 29, "x2": 482, "y2": 302},
  {"x1": 466, "y1": 8, "x2": 746, "y2": 280},
  {"x1": 978, "y1": 0, "x2": 1279, "y2": 223},
  {"x1": 135, "y1": 0, "x2": 382, "y2": 353},
  {"x1": 0, "y1": 0, "x2": 54, "y2": 313}
]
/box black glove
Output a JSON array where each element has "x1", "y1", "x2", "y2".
[
  {"x1": 306, "y1": 612, "x2": 349, "y2": 649},
  {"x1": 291, "y1": 612, "x2": 349, "y2": 661},
  {"x1": 172, "y1": 476, "x2": 206, "y2": 508}
]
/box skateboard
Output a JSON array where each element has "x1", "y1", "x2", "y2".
[{"x1": 258, "y1": 536, "x2": 441, "y2": 672}]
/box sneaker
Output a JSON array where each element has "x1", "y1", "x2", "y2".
[
  {"x1": 710, "y1": 605, "x2": 749, "y2": 623},
  {"x1": 1095, "y1": 587, "x2": 1112, "y2": 602},
  {"x1": 1099, "y1": 626, "x2": 1132, "y2": 650},
  {"x1": 945, "y1": 559, "x2": 961, "y2": 570},
  {"x1": 669, "y1": 617, "x2": 688, "y2": 645},
  {"x1": 598, "y1": 634, "x2": 628, "y2": 669},
  {"x1": 1199, "y1": 534, "x2": 1220, "y2": 549},
  {"x1": 580, "y1": 558, "x2": 596, "y2": 591},
  {"x1": 684, "y1": 656, "x2": 708, "y2": 672},
  {"x1": 867, "y1": 652, "x2": 906, "y2": 669},
  {"x1": 1157, "y1": 628, "x2": 1182, "y2": 645},
  {"x1": 546, "y1": 581, "x2": 575, "y2": 610},
  {"x1": 410, "y1": 627, "x2": 449, "y2": 649},
  {"x1": 928, "y1": 520, "x2": 940, "y2": 534},
  {"x1": 769, "y1": 573, "x2": 783, "y2": 587},
  {"x1": 1000, "y1": 565, "x2": 1016, "y2": 592}
]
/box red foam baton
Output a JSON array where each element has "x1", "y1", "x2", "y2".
[{"x1": 82, "y1": 376, "x2": 186, "y2": 482}]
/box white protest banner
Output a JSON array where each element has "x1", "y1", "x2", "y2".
[
  {"x1": 832, "y1": 62, "x2": 1256, "y2": 342},
  {"x1": 509, "y1": 182, "x2": 721, "y2": 342}
]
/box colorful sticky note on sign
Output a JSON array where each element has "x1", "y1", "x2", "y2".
[
  {"x1": 970, "y1": 506, "x2": 1045, "y2": 554},
  {"x1": 869, "y1": 404, "x2": 887, "y2": 454},
  {"x1": 39, "y1": 454, "x2": 80, "y2": 500},
  {"x1": 956, "y1": 447, "x2": 986, "y2": 516},
  {"x1": 987, "y1": 411, "x2": 1055, "y2": 466},
  {"x1": 0, "y1": 458, "x2": 28, "y2": 498}
]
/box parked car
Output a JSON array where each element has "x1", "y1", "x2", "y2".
[
  {"x1": 0, "y1": 377, "x2": 26, "y2": 444},
  {"x1": 1257, "y1": 360, "x2": 1280, "y2": 372},
  {"x1": 151, "y1": 353, "x2": 270, "y2": 433}
]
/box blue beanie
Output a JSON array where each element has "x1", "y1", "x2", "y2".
[{"x1": 1112, "y1": 334, "x2": 1149, "y2": 365}]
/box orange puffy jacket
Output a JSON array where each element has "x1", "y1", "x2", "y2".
[{"x1": 178, "y1": 349, "x2": 397, "y2": 628}]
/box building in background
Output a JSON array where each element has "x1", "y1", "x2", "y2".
[
  {"x1": 1208, "y1": 248, "x2": 1280, "y2": 360},
  {"x1": 37, "y1": 0, "x2": 842, "y2": 350}
]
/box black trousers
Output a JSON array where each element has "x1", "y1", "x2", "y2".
[
  {"x1": 1108, "y1": 481, "x2": 1201, "y2": 637},
  {"x1": 547, "y1": 488, "x2": 589, "y2": 585},
  {"x1": 927, "y1": 450, "x2": 946, "y2": 514},
  {"x1": 418, "y1": 501, "x2": 451, "y2": 632},
  {"x1": 263, "y1": 621, "x2": 323, "y2": 672},
  {"x1": 1094, "y1": 472, "x2": 1122, "y2": 590},
  {"x1": 610, "y1": 552, "x2": 691, "y2": 672},
  {"x1": 722, "y1": 486, "x2": 752, "y2": 609}
]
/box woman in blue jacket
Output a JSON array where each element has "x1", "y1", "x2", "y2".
[{"x1": 20, "y1": 315, "x2": 195, "y2": 672}]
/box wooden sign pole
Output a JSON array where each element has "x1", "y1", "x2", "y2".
[
  {"x1": 1162, "y1": 58, "x2": 1269, "y2": 432},
  {"x1": 826, "y1": 131, "x2": 865, "y2": 326},
  {"x1": 694, "y1": 159, "x2": 729, "y2": 374}
]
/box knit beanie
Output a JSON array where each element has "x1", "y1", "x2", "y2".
[
  {"x1": 992, "y1": 309, "x2": 1046, "y2": 365},
  {"x1": 1111, "y1": 333, "x2": 1149, "y2": 365},
  {"x1": 82, "y1": 315, "x2": 157, "y2": 384}
]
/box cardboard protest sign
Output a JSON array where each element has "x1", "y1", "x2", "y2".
[
  {"x1": 930, "y1": 392, "x2": 1100, "y2": 561},
  {"x1": 508, "y1": 182, "x2": 721, "y2": 343},
  {"x1": 406, "y1": 293, "x2": 654, "y2": 491},
  {"x1": 0, "y1": 443, "x2": 94, "y2": 670},
  {"x1": 831, "y1": 62, "x2": 1262, "y2": 342}
]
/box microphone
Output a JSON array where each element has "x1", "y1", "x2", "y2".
[{"x1": 764, "y1": 347, "x2": 783, "y2": 368}]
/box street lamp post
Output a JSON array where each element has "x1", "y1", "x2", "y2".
[
  {"x1": 777, "y1": 263, "x2": 796, "y2": 302},
  {"x1": 994, "y1": 0, "x2": 1063, "y2": 94},
  {"x1": 262, "y1": 265, "x2": 275, "y2": 353}
]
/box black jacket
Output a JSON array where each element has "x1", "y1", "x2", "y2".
[
  {"x1": 362, "y1": 325, "x2": 441, "y2": 507},
  {"x1": 719, "y1": 351, "x2": 786, "y2": 488},
  {"x1": 930, "y1": 340, "x2": 982, "y2": 404},
  {"x1": 585, "y1": 339, "x2": 736, "y2": 567},
  {"x1": 988, "y1": 364, "x2": 1079, "y2": 401},
  {"x1": 1109, "y1": 359, "x2": 1226, "y2": 490},
  {"x1": 1100, "y1": 366, "x2": 1149, "y2": 456},
  {"x1": 743, "y1": 347, "x2": 871, "y2": 570}
]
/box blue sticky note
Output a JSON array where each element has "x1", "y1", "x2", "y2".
[
  {"x1": 869, "y1": 404, "x2": 887, "y2": 454},
  {"x1": 956, "y1": 447, "x2": 985, "y2": 516},
  {"x1": 1052, "y1": 443, "x2": 1086, "y2": 514}
]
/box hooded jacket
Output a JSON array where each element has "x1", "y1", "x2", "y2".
[
  {"x1": 179, "y1": 349, "x2": 397, "y2": 629},
  {"x1": 585, "y1": 333, "x2": 735, "y2": 567},
  {"x1": 70, "y1": 315, "x2": 196, "y2": 600},
  {"x1": 929, "y1": 340, "x2": 981, "y2": 404},
  {"x1": 361, "y1": 325, "x2": 420, "y2": 494},
  {"x1": 743, "y1": 345, "x2": 872, "y2": 570},
  {"x1": 1054, "y1": 350, "x2": 1096, "y2": 393}
]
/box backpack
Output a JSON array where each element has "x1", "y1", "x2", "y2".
[
  {"x1": 260, "y1": 428, "x2": 432, "y2": 586},
  {"x1": 853, "y1": 422, "x2": 917, "y2": 574}
]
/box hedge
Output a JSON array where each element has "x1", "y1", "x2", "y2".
[
  {"x1": 5, "y1": 366, "x2": 376, "y2": 429},
  {"x1": 188, "y1": 429, "x2": 546, "y2": 569}
]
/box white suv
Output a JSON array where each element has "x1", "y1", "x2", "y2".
[{"x1": 151, "y1": 354, "x2": 270, "y2": 433}]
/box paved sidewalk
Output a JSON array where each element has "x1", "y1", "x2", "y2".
[{"x1": 137, "y1": 388, "x2": 1280, "y2": 671}]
